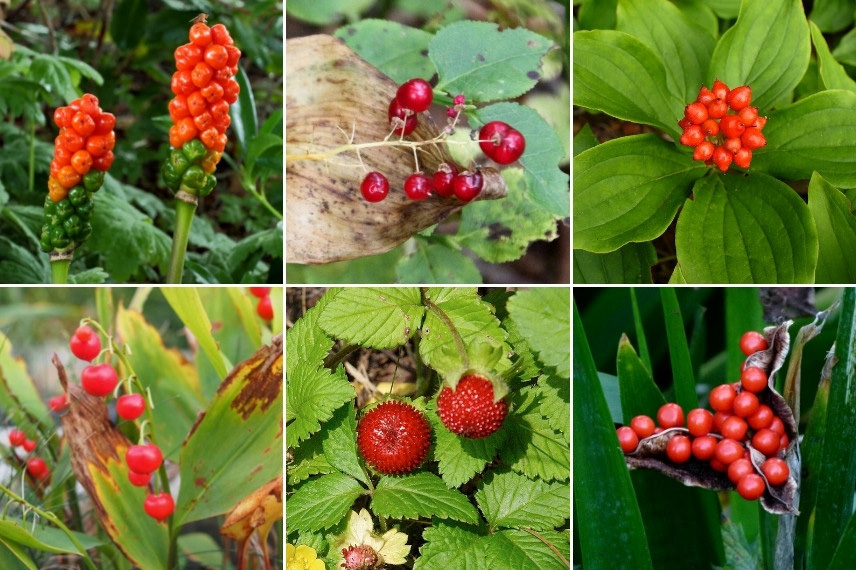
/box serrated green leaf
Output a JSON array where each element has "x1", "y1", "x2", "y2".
[
  {"x1": 573, "y1": 134, "x2": 704, "y2": 253},
  {"x1": 485, "y1": 529, "x2": 570, "y2": 570},
  {"x1": 617, "y1": 0, "x2": 715, "y2": 104},
  {"x1": 334, "y1": 20, "x2": 435, "y2": 84},
  {"x1": 288, "y1": 431, "x2": 333, "y2": 486},
  {"x1": 320, "y1": 401, "x2": 367, "y2": 485},
  {"x1": 708, "y1": 0, "x2": 810, "y2": 111},
  {"x1": 459, "y1": 168, "x2": 561, "y2": 262},
  {"x1": 396, "y1": 237, "x2": 482, "y2": 284},
  {"x1": 808, "y1": 172, "x2": 856, "y2": 282},
  {"x1": 476, "y1": 471, "x2": 569, "y2": 530},
  {"x1": 574, "y1": 30, "x2": 682, "y2": 137},
  {"x1": 317, "y1": 288, "x2": 423, "y2": 349},
  {"x1": 428, "y1": 406, "x2": 505, "y2": 488},
  {"x1": 506, "y1": 288, "x2": 570, "y2": 378},
  {"x1": 285, "y1": 363, "x2": 354, "y2": 448},
  {"x1": 414, "y1": 520, "x2": 491, "y2": 570},
  {"x1": 810, "y1": 21, "x2": 856, "y2": 92},
  {"x1": 285, "y1": 288, "x2": 337, "y2": 375},
  {"x1": 534, "y1": 375, "x2": 570, "y2": 437},
  {"x1": 500, "y1": 397, "x2": 569, "y2": 482},
  {"x1": 473, "y1": 104, "x2": 570, "y2": 217},
  {"x1": 286, "y1": 473, "x2": 366, "y2": 532},
  {"x1": 573, "y1": 243, "x2": 656, "y2": 284},
  {"x1": 674, "y1": 173, "x2": 818, "y2": 283},
  {"x1": 373, "y1": 473, "x2": 479, "y2": 524},
  {"x1": 430, "y1": 21, "x2": 554, "y2": 103},
  {"x1": 29, "y1": 55, "x2": 76, "y2": 102}
]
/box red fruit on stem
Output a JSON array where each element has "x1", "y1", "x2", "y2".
[
  {"x1": 70, "y1": 325, "x2": 101, "y2": 362},
  {"x1": 404, "y1": 173, "x2": 433, "y2": 201},
  {"x1": 128, "y1": 470, "x2": 152, "y2": 487},
  {"x1": 727, "y1": 85, "x2": 752, "y2": 110},
  {"x1": 49, "y1": 393, "x2": 69, "y2": 413},
  {"x1": 26, "y1": 457, "x2": 50, "y2": 480},
  {"x1": 81, "y1": 363, "x2": 119, "y2": 397},
  {"x1": 126, "y1": 443, "x2": 163, "y2": 474},
  {"x1": 432, "y1": 163, "x2": 458, "y2": 197},
  {"x1": 356, "y1": 400, "x2": 431, "y2": 474},
  {"x1": 452, "y1": 171, "x2": 483, "y2": 202},
  {"x1": 388, "y1": 99, "x2": 418, "y2": 136},
  {"x1": 22, "y1": 439, "x2": 37, "y2": 452},
  {"x1": 478, "y1": 121, "x2": 526, "y2": 164},
  {"x1": 256, "y1": 296, "x2": 274, "y2": 321},
  {"x1": 437, "y1": 375, "x2": 507, "y2": 438},
  {"x1": 360, "y1": 171, "x2": 390, "y2": 202},
  {"x1": 144, "y1": 492, "x2": 175, "y2": 522},
  {"x1": 9, "y1": 429, "x2": 26, "y2": 447},
  {"x1": 396, "y1": 78, "x2": 433, "y2": 113},
  {"x1": 116, "y1": 394, "x2": 146, "y2": 421},
  {"x1": 248, "y1": 287, "x2": 271, "y2": 298}
]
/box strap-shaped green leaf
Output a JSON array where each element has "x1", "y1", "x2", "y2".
[
  {"x1": 674, "y1": 173, "x2": 818, "y2": 283},
  {"x1": 708, "y1": 0, "x2": 810, "y2": 111},
  {"x1": 810, "y1": 21, "x2": 856, "y2": 92},
  {"x1": 808, "y1": 173, "x2": 856, "y2": 282},
  {"x1": 574, "y1": 134, "x2": 704, "y2": 253},
  {"x1": 574, "y1": 30, "x2": 681, "y2": 136}
]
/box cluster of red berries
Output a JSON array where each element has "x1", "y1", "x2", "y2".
[
  {"x1": 8, "y1": 428, "x2": 50, "y2": 482},
  {"x1": 617, "y1": 330, "x2": 790, "y2": 501},
  {"x1": 249, "y1": 287, "x2": 274, "y2": 320},
  {"x1": 360, "y1": 163, "x2": 486, "y2": 203},
  {"x1": 168, "y1": 18, "x2": 241, "y2": 154},
  {"x1": 356, "y1": 374, "x2": 508, "y2": 474},
  {"x1": 678, "y1": 80, "x2": 767, "y2": 172}
]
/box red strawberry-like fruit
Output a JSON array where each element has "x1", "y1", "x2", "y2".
[
  {"x1": 356, "y1": 400, "x2": 431, "y2": 475},
  {"x1": 70, "y1": 325, "x2": 101, "y2": 362},
  {"x1": 81, "y1": 363, "x2": 119, "y2": 397},
  {"x1": 49, "y1": 393, "x2": 69, "y2": 413},
  {"x1": 8, "y1": 428, "x2": 26, "y2": 447},
  {"x1": 437, "y1": 374, "x2": 507, "y2": 438},
  {"x1": 26, "y1": 457, "x2": 50, "y2": 480},
  {"x1": 341, "y1": 544, "x2": 381, "y2": 570},
  {"x1": 116, "y1": 393, "x2": 146, "y2": 421},
  {"x1": 126, "y1": 443, "x2": 163, "y2": 474},
  {"x1": 143, "y1": 492, "x2": 175, "y2": 522}
]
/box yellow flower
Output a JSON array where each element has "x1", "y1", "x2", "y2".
[
  {"x1": 333, "y1": 509, "x2": 411, "y2": 566},
  {"x1": 286, "y1": 543, "x2": 326, "y2": 570}
]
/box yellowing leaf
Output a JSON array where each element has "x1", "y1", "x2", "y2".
[{"x1": 220, "y1": 476, "x2": 283, "y2": 567}]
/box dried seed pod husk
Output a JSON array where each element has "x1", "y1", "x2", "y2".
[{"x1": 285, "y1": 35, "x2": 507, "y2": 264}]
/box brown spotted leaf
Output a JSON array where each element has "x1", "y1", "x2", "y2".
[
  {"x1": 54, "y1": 355, "x2": 169, "y2": 569},
  {"x1": 175, "y1": 334, "x2": 283, "y2": 525},
  {"x1": 623, "y1": 322, "x2": 799, "y2": 514},
  {"x1": 285, "y1": 34, "x2": 506, "y2": 264},
  {"x1": 220, "y1": 475, "x2": 283, "y2": 567}
]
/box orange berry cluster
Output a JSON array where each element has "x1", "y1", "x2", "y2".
[
  {"x1": 49, "y1": 94, "x2": 116, "y2": 203},
  {"x1": 168, "y1": 18, "x2": 241, "y2": 154},
  {"x1": 617, "y1": 330, "x2": 790, "y2": 501},
  {"x1": 678, "y1": 80, "x2": 767, "y2": 173}
]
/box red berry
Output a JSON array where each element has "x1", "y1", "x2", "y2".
[
  {"x1": 616, "y1": 426, "x2": 638, "y2": 452},
  {"x1": 630, "y1": 415, "x2": 655, "y2": 438},
  {"x1": 727, "y1": 86, "x2": 752, "y2": 111},
  {"x1": 26, "y1": 457, "x2": 50, "y2": 480},
  {"x1": 737, "y1": 473, "x2": 766, "y2": 500},
  {"x1": 453, "y1": 94, "x2": 466, "y2": 106},
  {"x1": 128, "y1": 470, "x2": 152, "y2": 487},
  {"x1": 666, "y1": 435, "x2": 692, "y2": 463},
  {"x1": 712, "y1": 145, "x2": 732, "y2": 172},
  {"x1": 700, "y1": 119, "x2": 719, "y2": 137},
  {"x1": 762, "y1": 457, "x2": 789, "y2": 486},
  {"x1": 341, "y1": 544, "x2": 381, "y2": 570},
  {"x1": 741, "y1": 128, "x2": 767, "y2": 150},
  {"x1": 738, "y1": 106, "x2": 759, "y2": 126},
  {"x1": 741, "y1": 367, "x2": 768, "y2": 393},
  {"x1": 478, "y1": 121, "x2": 526, "y2": 164},
  {"x1": 437, "y1": 375, "x2": 507, "y2": 439},
  {"x1": 22, "y1": 439, "x2": 37, "y2": 452},
  {"x1": 388, "y1": 98, "x2": 418, "y2": 136},
  {"x1": 8, "y1": 429, "x2": 26, "y2": 447},
  {"x1": 752, "y1": 429, "x2": 781, "y2": 456},
  {"x1": 144, "y1": 492, "x2": 175, "y2": 522},
  {"x1": 715, "y1": 438, "x2": 744, "y2": 465},
  {"x1": 116, "y1": 394, "x2": 146, "y2": 421},
  {"x1": 248, "y1": 287, "x2": 271, "y2": 298},
  {"x1": 693, "y1": 140, "x2": 715, "y2": 161},
  {"x1": 432, "y1": 163, "x2": 458, "y2": 197},
  {"x1": 728, "y1": 457, "x2": 755, "y2": 484},
  {"x1": 256, "y1": 296, "x2": 274, "y2": 321},
  {"x1": 719, "y1": 114, "x2": 746, "y2": 139},
  {"x1": 732, "y1": 391, "x2": 759, "y2": 418},
  {"x1": 696, "y1": 86, "x2": 715, "y2": 105},
  {"x1": 720, "y1": 416, "x2": 748, "y2": 441},
  {"x1": 723, "y1": 137, "x2": 742, "y2": 154},
  {"x1": 686, "y1": 408, "x2": 714, "y2": 437},
  {"x1": 684, "y1": 102, "x2": 709, "y2": 125},
  {"x1": 656, "y1": 403, "x2": 684, "y2": 428},
  {"x1": 452, "y1": 171, "x2": 483, "y2": 202},
  {"x1": 356, "y1": 400, "x2": 431, "y2": 474},
  {"x1": 70, "y1": 325, "x2": 102, "y2": 362},
  {"x1": 739, "y1": 331, "x2": 768, "y2": 355},
  {"x1": 691, "y1": 435, "x2": 717, "y2": 460},
  {"x1": 126, "y1": 443, "x2": 163, "y2": 474},
  {"x1": 707, "y1": 99, "x2": 728, "y2": 119},
  {"x1": 712, "y1": 79, "x2": 730, "y2": 100},
  {"x1": 735, "y1": 146, "x2": 754, "y2": 168},
  {"x1": 748, "y1": 404, "x2": 774, "y2": 430},
  {"x1": 396, "y1": 78, "x2": 433, "y2": 113},
  {"x1": 404, "y1": 173, "x2": 432, "y2": 200},
  {"x1": 769, "y1": 416, "x2": 785, "y2": 436},
  {"x1": 679, "y1": 125, "x2": 705, "y2": 147},
  {"x1": 360, "y1": 171, "x2": 390, "y2": 203},
  {"x1": 81, "y1": 363, "x2": 119, "y2": 397},
  {"x1": 49, "y1": 393, "x2": 69, "y2": 413}
]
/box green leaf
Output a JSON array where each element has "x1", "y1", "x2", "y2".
[
  {"x1": 414, "y1": 520, "x2": 491, "y2": 570},
  {"x1": 573, "y1": 30, "x2": 682, "y2": 137},
  {"x1": 0, "y1": 539, "x2": 36, "y2": 570},
  {"x1": 810, "y1": 21, "x2": 856, "y2": 92},
  {"x1": 459, "y1": 168, "x2": 561, "y2": 263},
  {"x1": 111, "y1": 0, "x2": 148, "y2": 51},
  {"x1": 285, "y1": 288, "x2": 337, "y2": 376},
  {"x1": 810, "y1": 0, "x2": 855, "y2": 33},
  {"x1": 29, "y1": 55, "x2": 76, "y2": 102},
  {"x1": 334, "y1": 20, "x2": 435, "y2": 84},
  {"x1": 573, "y1": 243, "x2": 656, "y2": 284},
  {"x1": 288, "y1": 431, "x2": 333, "y2": 485},
  {"x1": 832, "y1": 26, "x2": 856, "y2": 66},
  {"x1": 161, "y1": 288, "x2": 231, "y2": 379},
  {"x1": 0, "y1": 519, "x2": 102, "y2": 556},
  {"x1": 660, "y1": 288, "x2": 697, "y2": 411},
  {"x1": 829, "y1": 511, "x2": 856, "y2": 568},
  {"x1": 721, "y1": 520, "x2": 762, "y2": 570},
  {"x1": 285, "y1": 0, "x2": 374, "y2": 25},
  {"x1": 506, "y1": 288, "x2": 570, "y2": 377},
  {"x1": 616, "y1": 0, "x2": 715, "y2": 104},
  {"x1": 372, "y1": 473, "x2": 480, "y2": 524},
  {"x1": 473, "y1": 103, "x2": 570, "y2": 217},
  {"x1": 573, "y1": 301, "x2": 652, "y2": 569},
  {"x1": 574, "y1": 134, "x2": 704, "y2": 253},
  {"x1": 177, "y1": 532, "x2": 224, "y2": 569},
  {"x1": 429, "y1": 406, "x2": 504, "y2": 488},
  {"x1": 176, "y1": 338, "x2": 282, "y2": 525},
  {"x1": 430, "y1": 21, "x2": 555, "y2": 103},
  {"x1": 475, "y1": 471, "x2": 569, "y2": 530},
  {"x1": 708, "y1": 0, "x2": 810, "y2": 111},
  {"x1": 396, "y1": 236, "x2": 482, "y2": 284},
  {"x1": 573, "y1": 123, "x2": 599, "y2": 156},
  {"x1": 320, "y1": 401, "x2": 367, "y2": 485},
  {"x1": 285, "y1": 363, "x2": 354, "y2": 448},
  {"x1": 808, "y1": 172, "x2": 856, "y2": 282},
  {"x1": 500, "y1": 392, "x2": 569, "y2": 482},
  {"x1": 231, "y1": 65, "x2": 258, "y2": 156},
  {"x1": 286, "y1": 473, "x2": 366, "y2": 532},
  {"x1": 0, "y1": 331, "x2": 50, "y2": 431},
  {"x1": 485, "y1": 529, "x2": 570, "y2": 570},
  {"x1": 674, "y1": 173, "x2": 818, "y2": 283},
  {"x1": 317, "y1": 287, "x2": 423, "y2": 349}
]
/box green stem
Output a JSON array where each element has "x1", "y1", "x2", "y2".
[
  {"x1": 167, "y1": 196, "x2": 197, "y2": 283},
  {"x1": 50, "y1": 253, "x2": 72, "y2": 284},
  {"x1": 28, "y1": 119, "x2": 35, "y2": 192}
]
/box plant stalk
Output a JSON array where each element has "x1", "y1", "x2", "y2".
[
  {"x1": 167, "y1": 196, "x2": 197, "y2": 283},
  {"x1": 50, "y1": 253, "x2": 72, "y2": 284}
]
